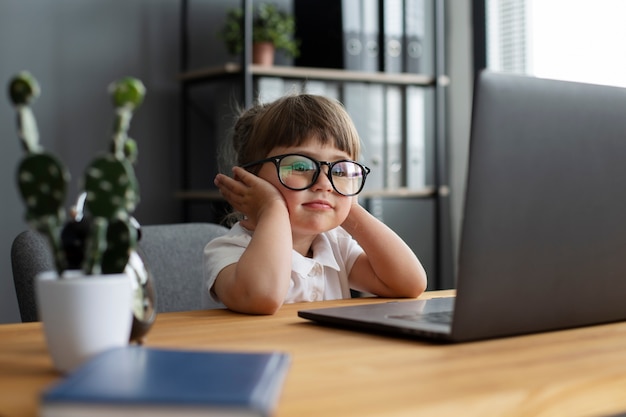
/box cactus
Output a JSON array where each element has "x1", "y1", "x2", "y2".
[
  {"x1": 8, "y1": 72, "x2": 145, "y2": 276},
  {"x1": 83, "y1": 77, "x2": 144, "y2": 275},
  {"x1": 9, "y1": 72, "x2": 155, "y2": 343},
  {"x1": 10, "y1": 72, "x2": 70, "y2": 273},
  {"x1": 82, "y1": 153, "x2": 138, "y2": 275}
]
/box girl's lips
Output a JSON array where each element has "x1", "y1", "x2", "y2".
[{"x1": 303, "y1": 200, "x2": 333, "y2": 209}]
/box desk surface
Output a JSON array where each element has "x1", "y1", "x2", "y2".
[{"x1": 2, "y1": 290, "x2": 626, "y2": 417}]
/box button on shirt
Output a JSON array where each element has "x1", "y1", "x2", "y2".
[{"x1": 202, "y1": 223, "x2": 363, "y2": 309}]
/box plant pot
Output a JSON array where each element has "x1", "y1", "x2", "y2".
[
  {"x1": 253, "y1": 42, "x2": 275, "y2": 66},
  {"x1": 36, "y1": 271, "x2": 133, "y2": 374},
  {"x1": 127, "y1": 251, "x2": 157, "y2": 344}
]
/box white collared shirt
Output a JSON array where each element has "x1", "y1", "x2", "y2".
[{"x1": 202, "y1": 223, "x2": 363, "y2": 309}]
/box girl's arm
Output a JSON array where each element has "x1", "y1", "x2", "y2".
[
  {"x1": 342, "y1": 202, "x2": 427, "y2": 298},
  {"x1": 212, "y1": 167, "x2": 292, "y2": 314}
]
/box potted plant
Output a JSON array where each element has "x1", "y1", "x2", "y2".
[
  {"x1": 218, "y1": 3, "x2": 300, "y2": 66},
  {"x1": 8, "y1": 72, "x2": 155, "y2": 373}
]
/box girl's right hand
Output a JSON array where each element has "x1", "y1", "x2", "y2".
[{"x1": 214, "y1": 166, "x2": 287, "y2": 230}]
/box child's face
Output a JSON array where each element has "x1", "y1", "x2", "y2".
[{"x1": 257, "y1": 139, "x2": 355, "y2": 237}]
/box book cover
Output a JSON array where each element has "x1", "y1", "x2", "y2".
[{"x1": 40, "y1": 346, "x2": 291, "y2": 417}]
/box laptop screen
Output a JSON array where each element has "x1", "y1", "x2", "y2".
[{"x1": 451, "y1": 71, "x2": 626, "y2": 340}]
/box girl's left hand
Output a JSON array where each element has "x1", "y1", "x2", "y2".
[{"x1": 215, "y1": 167, "x2": 287, "y2": 230}]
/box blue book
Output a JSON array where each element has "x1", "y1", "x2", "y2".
[{"x1": 40, "y1": 346, "x2": 291, "y2": 417}]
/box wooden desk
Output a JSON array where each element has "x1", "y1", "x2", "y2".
[{"x1": 2, "y1": 290, "x2": 626, "y2": 417}]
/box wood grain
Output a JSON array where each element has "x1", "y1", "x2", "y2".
[{"x1": 2, "y1": 290, "x2": 626, "y2": 416}]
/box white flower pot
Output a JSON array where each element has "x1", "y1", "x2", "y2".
[{"x1": 36, "y1": 270, "x2": 133, "y2": 374}]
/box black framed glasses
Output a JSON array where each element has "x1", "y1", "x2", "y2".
[{"x1": 241, "y1": 153, "x2": 370, "y2": 196}]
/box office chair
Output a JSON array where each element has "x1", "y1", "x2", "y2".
[
  {"x1": 137, "y1": 223, "x2": 229, "y2": 313},
  {"x1": 11, "y1": 222, "x2": 230, "y2": 322}
]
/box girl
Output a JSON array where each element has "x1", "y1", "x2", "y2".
[{"x1": 203, "y1": 94, "x2": 427, "y2": 314}]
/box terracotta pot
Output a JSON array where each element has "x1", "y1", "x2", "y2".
[{"x1": 253, "y1": 42, "x2": 275, "y2": 66}]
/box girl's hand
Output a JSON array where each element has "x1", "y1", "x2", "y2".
[
  {"x1": 215, "y1": 166, "x2": 287, "y2": 230},
  {"x1": 341, "y1": 201, "x2": 427, "y2": 298},
  {"x1": 341, "y1": 197, "x2": 364, "y2": 231}
]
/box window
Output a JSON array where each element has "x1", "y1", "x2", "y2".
[{"x1": 485, "y1": 0, "x2": 626, "y2": 87}]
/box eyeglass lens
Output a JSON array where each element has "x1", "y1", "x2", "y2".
[{"x1": 277, "y1": 155, "x2": 366, "y2": 196}]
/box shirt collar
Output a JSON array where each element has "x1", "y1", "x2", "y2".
[{"x1": 292, "y1": 232, "x2": 341, "y2": 273}]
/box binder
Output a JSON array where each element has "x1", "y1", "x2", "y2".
[
  {"x1": 364, "y1": 84, "x2": 385, "y2": 191},
  {"x1": 343, "y1": 82, "x2": 384, "y2": 191},
  {"x1": 405, "y1": 85, "x2": 425, "y2": 190},
  {"x1": 255, "y1": 77, "x2": 286, "y2": 103},
  {"x1": 343, "y1": 83, "x2": 368, "y2": 141},
  {"x1": 381, "y1": 0, "x2": 404, "y2": 73},
  {"x1": 283, "y1": 79, "x2": 303, "y2": 95},
  {"x1": 294, "y1": 0, "x2": 363, "y2": 71},
  {"x1": 403, "y1": 0, "x2": 424, "y2": 73},
  {"x1": 343, "y1": 0, "x2": 364, "y2": 70},
  {"x1": 342, "y1": 83, "x2": 384, "y2": 192},
  {"x1": 304, "y1": 80, "x2": 341, "y2": 101},
  {"x1": 361, "y1": 0, "x2": 380, "y2": 72},
  {"x1": 406, "y1": 86, "x2": 435, "y2": 190},
  {"x1": 423, "y1": 86, "x2": 436, "y2": 186},
  {"x1": 384, "y1": 84, "x2": 404, "y2": 189},
  {"x1": 403, "y1": 0, "x2": 436, "y2": 74}
]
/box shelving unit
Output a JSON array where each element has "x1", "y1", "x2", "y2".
[
  {"x1": 178, "y1": 0, "x2": 453, "y2": 290},
  {"x1": 180, "y1": 63, "x2": 438, "y2": 85}
]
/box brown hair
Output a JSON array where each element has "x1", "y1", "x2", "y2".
[
  {"x1": 231, "y1": 93, "x2": 362, "y2": 168},
  {"x1": 218, "y1": 94, "x2": 362, "y2": 225}
]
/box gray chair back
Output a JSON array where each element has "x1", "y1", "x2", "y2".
[
  {"x1": 138, "y1": 223, "x2": 229, "y2": 313},
  {"x1": 11, "y1": 222, "x2": 229, "y2": 322},
  {"x1": 11, "y1": 230, "x2": 55, "y2": 322}
]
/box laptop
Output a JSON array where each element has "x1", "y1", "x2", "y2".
[{"x1": 298, "y1": 71, "x2": 626, "y2": 342}]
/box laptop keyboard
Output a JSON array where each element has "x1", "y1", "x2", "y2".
[{"x1": 388, "y1": 310, "x2": 453, "y2": 325}]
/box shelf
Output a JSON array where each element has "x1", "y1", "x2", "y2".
[
  {"x1": 175, "y1": 187, "x2": 437, "y2": 202},
  {"x1": 179, "y1": 63, "x2": 437, "y2": 86},
  {"x1": 178, "y1": 0, "x2": 453, "y2": 289}
]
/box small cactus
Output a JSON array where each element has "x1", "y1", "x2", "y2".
[
  {"x1": 8, "y1": 72, "x2": 145, "y2": 276},
  {"x1": 81, "y1": 77, "x2": 144, "y2": 275},
  {"x1": 9, "y1": 72, "x2": 155, "y2": 343},
  {"x1": 10, "y1": 72, "x2": 69, "y2": 273}
]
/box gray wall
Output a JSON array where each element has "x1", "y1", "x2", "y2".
[
  {"x1": 0, "y1": 1, "x2": 183, "y2": 323},
  {"x1": 0, "y1": 0, "x2": 474, "y2": 323}
]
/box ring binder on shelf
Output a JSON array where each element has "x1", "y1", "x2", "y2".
[
  {"x1": 404, "y1": 0, "x2": 424, "y2": 74},
  {"x1": 361, "y1": 0, "x2": 380, "y2": 72},
  {"x1": 406, "y1": 85, "x2": 426, "y2": 190},
  {"x1": 344, "y1": 83, "x2": 384, "y2": 192},
  {"x1": 381, "y1": 0, "x2": 404, "y2": 73},
  {"x1": 384, "y1": 84, "x2": 404, "y2": 189},
  {"x1": 403, "y1": 0, "x2": 436, "y2": 75}
]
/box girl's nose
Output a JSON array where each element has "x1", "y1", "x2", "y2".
[{"x1": 311, "y1": 166, "x2": 334, "y2": 192}]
